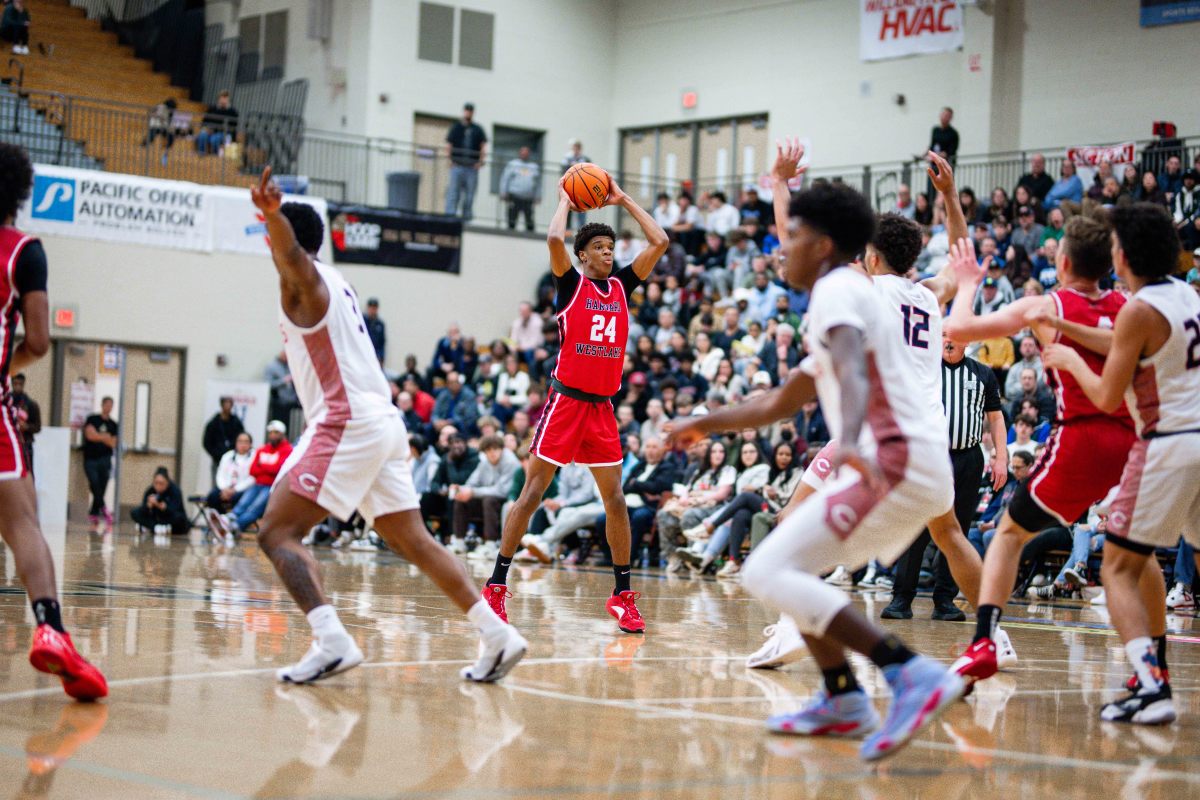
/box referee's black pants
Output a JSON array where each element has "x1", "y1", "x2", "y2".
[{"x1": 888, "y1": 446, "x2": 985, "y2": 610}]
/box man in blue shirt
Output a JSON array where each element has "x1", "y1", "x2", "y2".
[{"x1": 1044, "y1": 160, "x2": 1083, "y2": 210}]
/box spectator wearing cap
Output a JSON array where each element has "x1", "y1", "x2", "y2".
[
  {"x1": 218, "y1": 420, "x2": 292, "y2": 535},
  {"x1": 202, "y1": 396, "x2": 245, "y2": 484},
  {"x1": 1010, "y1": 205, "x2": 1044, "y2": 254},
  {"x1": 974, "y1": 277, "x2": 1008, "y2": 315},
  {"x1": 363, "y1": 297, "x2": 386, "y2": 363},
  {"x1": 981, "y1": 255, "x2": 1013, "y2": 301},
  {"x1": 1172, "y1": 169, "x2": 1200, "y2": 251},
  {"x1": 444, "y1": 102, "x2": 487, "y2": 222},
  {"x1": 499, "y1": 145, "x2": 541, "y2": 231},
  {"x1": 561, "y1": 138, "x2": 590, "y2": 228},
  {"x1": 509, "y1": 301, "x2": 541, "y2": 365},
  {"x1": 624, "y1": 371, "x2": 651, "y2": 420},
  {"x1": 758, "y1": 323, "x2": 799, "y2": 386}
]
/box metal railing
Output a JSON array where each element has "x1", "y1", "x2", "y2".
[{"x1": 72, "y1": 0, "x2": 173, "y2": 23}]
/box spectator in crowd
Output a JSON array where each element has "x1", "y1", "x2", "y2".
[
  {"x1": 1009, "y1": 184, "x2": 1045, "y2": 225},
  {"x1": 724, "y1": 233, "x2": 760, "y2": 289},
  {"x1": 798, "y1": 400, "x2": 829, "y2": 445},
  {"x1": 1159, "y1": 155, "x2": 1184, "y2": 203},
  {"x1": 430, "y1": 322, "x2": 466, "y2": 379},
  {"x1": 640, "y1": 398, "x2": 669, "y2": 442},
  {"x1": 969, "y1": 451, "x2": 1033, "y2": 555},
  {"x1": 657, "y1": 440, "x2": 736, "y2": 565},
  {"x1": 515, "y1": 465, "x2": 604, "y2": 564},
  {"x1": 131, "y1": 467, "x2": 188, "y2": 535},
  {"x1": 409, "y1": 434, "x2": 441, "y2": 499},
  {"x1": 1008, "y1": 414, "x2": 1039, "y2": 459},
  {"x1": 83, "y1": 397, "x2": 119, "y2": 533},
  {"x1": 1040, "y1": 207, "x2": 1065, "y2": 246},
  {"x1": 1005, "y1": 335, "x2": 1044, "y2": 397},
  {"x1": 973, "y1": 334, "x2": 1015, "y2": 386},
  {"x1": 745, "y1": 271, "x2": 786, "y2": 327},
  {"x1": 1, "y1": 0, "x2": 31, "y2": 55},
  {"x1": 427, "y1": 433, "x2": 478, "y2": 540},
  {"x1": 194, "y1": 90, "x2": 239, "y2": 155},
  {"x1": 679, "y1": 437, "x2": 770, "y2": 577},
  {"x1": 205, "y1": 432, "x2": 254, "y2": 513},
  {"x1": 395, "y1": 391, "x2": 425, "y2": 434},
  {"x1": 980, "y1": 187, "x2": 1010, "y2": 224},
  {"x1": 973, "y1": 277, "x2": 1008, "y2": 315},
  {"x1": 509, "y1": 302, "x2": 541, "y2": 365},
  {"x1": 561, "y1": 138, "x2": 590, "y2": 228},
  {"x1": 403, "y1": 375, "x2": 436, "y2": 423},
  {"x1": 1010, "y1": 205, "x2": 1044, "y2": 253},
  {"x1": 202, "y1": 396, "x2": 245, "y2": 484},
  {"x1": 1134, "y1": 170, "x2": 1168, "y2": 208},
  {"x1": 738, "y1": 187, "x2": 773, "y2": 242},
  {"x1": 670, "y1": 192, "x2": 704, "y2": 254},
  {"x1": 913, "y1": 192, "x2": 932, "y2": 225},
  {"x1": 650, "y1": 307, "x2": 683, "y2": 352},
  {"x1": 444, "y1": 102, "x2": 487, "y2": 221},
  {"x1": 892, "y1": 183, "x2": 916, "y2": 219},
  {"x1": 614, "y1": 229, "x2": 646, "y2": 268},
  {"x1": 264, "y1": 351, "x2": 298, "y2": 432},
  {"x1": 959, "y1": 188, "x2": 980, "y2": 226},
  {"x1": 453, "y1": 435, "x2": 520, "y2": 557},
  {"x1": 1033, "y1": 237, "x2": 1059, "y2": 288},
  {"x1": 706, "y1": 192, "x2": 741, "y2": 237},
  {"x1": 362, "y1": 298, "x2": 385, "y2": 363},
  {"x1": 492, "y1": 353, "x2": 529, "y2": 425},
  {"x1": 1044, "y1": 160, "x2": 1083, "y2": 212},
  {"x1": 758, "y1": 322, "x2": 799, "y2": 385},
  {"x1": 652, "y1": 192, "x2": 677, "y2": 229},
  {"x1": 1017, "y1": 153, "x2": 1054, "y2": 202},
  {"x1": 499, "y1": 145, "x2": 541, "y2": 231},
  {"x1": 8, "y1": 372, "x2": 39, "y2": 470},
  {"x1": 433, "y1": 371, "x2": 479, "y2": 435},
  {"x1": 620, "y1": 437, "x2": 679, "y2": 561},
  {"x1": 929, "y1": 106, "x2": 958, "y2": 164},
  {"x1": 215, "y1": 420, "x2": 291, "y2": 537},
  {"x1": 1119, "y1": 163, "x2": 1141, "y2": 197},
  {"x1": 700, "y1": 441, "x2": 799, "y2": 574},
  {"x1": 1173, "y1": 169, "x2": 1200, "y2": 251},
  {"x1": 1166, "y1": 539, "x2": 1195, "y2": 610},
  {"x1": 1008, "y1": 367, "x2": 1055, "y2": 423},
  {"x1": 142, "y1": 98, "x2": 178, "y2": 161}
]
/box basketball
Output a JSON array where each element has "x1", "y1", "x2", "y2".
[{"x1": 564, "y1": 162, "x2": 610, "y2": 211}]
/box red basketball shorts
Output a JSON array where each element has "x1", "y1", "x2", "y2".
[
  {"x1": 530, "y1": 392, "x2": 622, "y2": 467},
  {"x1": 1016, "y1": 418, "x2": 1136, "y2": 528},
  {"x1": 0, "y1": 406, "x2": 28, "y2": 480}
]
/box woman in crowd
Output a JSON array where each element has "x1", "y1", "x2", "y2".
[
  {"x1": 492, "y1": 353, "x2": 530, "y2": 426},
  {"x1": 1009, "y1": 184, "x2": 1044, "y2": 224},
  {"x1": 982, "y1": 187, "x2": 1010, "y2": 224},
  {"x1": 205, "y1": 432, "x2": 254, "y2": 513},
  {"x1": 913, "y1": 191, "x2": 932, "y2": 225},
  {"x1": 692, "y1": 330, "x2": 724, "y2": 382},
  {"x1": 657, "y1": 439, "x2": 735, "y2": 562},
  {"x1": 1134, "y1": 170, "x2": 1168, "y2": 207},
  {"x1": 677, "y1": 438, "x2": 771, "y2": 577},
  {"x1": 131, "y1": 467, "x2": 189, "y2": 534},
  {"x1": 1119, "y1": 164, "x2": 1140, "y2": 198},
  {"x1": 958, "y1": 187, "x2": 980, "y2": 225}
]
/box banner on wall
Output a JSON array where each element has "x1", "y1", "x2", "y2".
[
  {"x1": 860, "y1": 0, "x2": 963, "y2": 62},
  {"x1": 18, "y1": 165, "x2": 213, "y2": 251},
  {"x1": 209, "y1": 187, "x2": 331, "y2": 262},
  {"x1": 1140, "y1": 0, "x2": 1200, "y2": 27},
  {"x1": 327, "y1": 203, "x2": 462, "y2": 274},
  {"x1": 196, "y1": 379, "x2": 270, "y2": 493}
]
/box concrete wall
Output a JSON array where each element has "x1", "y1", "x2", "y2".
[{"x1": 42, "y1": 228, "x2": 548, "y2": 492}]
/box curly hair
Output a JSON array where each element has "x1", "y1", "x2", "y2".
[
  {"x1": 574, "y1": 221, "x2": 616, "y2": 260},
  {"x1": 281, "y1": 202, "x2": 325, "y2": 254},
  {"x1": 0, "y1": 143, "x2": 33, "y2": 223},
  {"x1": 870, "y1": 213, "x2": 922, "y2": 275},
  {"x1": 1110, "y1": 203, "x2": 1180, "y2": 280},
  {"x1": 1061, "y1": 214, "x2": 1112, "y2": 281},
  {"x1": 787, "y1": 183, "x2": 876, "y2": 260}
]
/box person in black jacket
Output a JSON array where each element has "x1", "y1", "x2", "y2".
[
  {"x1": 619, "y1": 437, "x2": 681, "y2": 561},
  {"x1": 202, "y1": 397, "x2": 244, "y2": 483},
  {"x1": 425, "y1": 434, "x2": 480, "y2": 540},
  {"x1": 131, "y1": 468, "x2": 189, "y2": 534}
]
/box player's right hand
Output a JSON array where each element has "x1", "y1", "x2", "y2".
[
  {"x1": 770, "y1": 137, "x2": 807, "y2": 184},
  {"x1": 947, "y1": 237, "x2": 985, "y2": 288},
  {"x1": 251, "y1": 166, "x2": 283, "y2": 214},
  {"x1": 926, "y1": 151, "x2": 955, "y2": 194},
  {"x1": 664, "y1": 418, "x2": 704, "y2": 449},
  {"x1": 557, "y1": 175, "x2": 580, "y2": 212}
]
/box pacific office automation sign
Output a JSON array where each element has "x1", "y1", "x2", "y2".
[
  {"x1": 860, "y1": 0, "x2": 964, "y2": 62},
  {"x1": 19, "y1": 164, "x2": 212, "y2": 251},
  {"x1": 327, "y1": 203, "x2": 462, "y2": 274}
]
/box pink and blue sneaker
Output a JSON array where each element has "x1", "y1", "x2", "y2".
[
  {"x1": 860, "y1": 656, "x2": 964, "y2": 761},
  {"x1": 767, "y1": 689, "x2": 880, "y2": 737}
]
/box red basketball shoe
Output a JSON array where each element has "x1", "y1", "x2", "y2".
[
  {"x1": 952, "y1": 638, "x2": 998, "y2": 685},
  {"x1": 29, "y1": 626, "x2": 108, "y2": 701},
  {"x1": 482, "y1": 584, "x2": 512, "y2": 624},
  {"x1": 605, "y1": 591, "x2": 646, "y2": 634}
]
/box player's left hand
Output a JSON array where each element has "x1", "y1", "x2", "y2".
[
  {"x1": 947, "y1": 237, "x2": 985, "y2": 288},
  {"x1": 664, "y1": 418, "x2": 705, "y2": 449},
  {"x1": 926, "y1": 151, "x2": 955, "y2": 195},
  {"x1": 604, "y1": 173, "x2": 628, "y2": 207},
  {"x1": 251, "y1": 166, "x2": 283, "y2": 215},
  {"x1": 990, "y1": 453, "x2": 1008, "y2": 491},
  {"x1": 558, "y1": 176, "x2": 581, "y2": 212},
  {"x1": 1041, "y1": 343, "x2": 1084, "y2": 373},
  {"x1": 770, "y1": 137, "x2": 807, "y2": 184},
  {"x1": 832, "y1": 444, "x2": 884, "y2": 495}
]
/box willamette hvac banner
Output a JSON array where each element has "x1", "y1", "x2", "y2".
[
  {"x1": 860, "y1": 0, "x2": 964, "y2": 62},
  {"x1": 19, "y1": 164, "x2": 212, "y2": 251},
  {"x1": 327, "y1": 203, "x2": 462, "y2": 274}
]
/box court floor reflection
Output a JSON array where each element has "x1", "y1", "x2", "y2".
[{"x1": 0, "y1": 527, "x2": 1197, "y2": 798}]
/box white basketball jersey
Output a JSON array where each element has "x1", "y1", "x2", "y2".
[
  {"x1": 1125, "y1": 278, "x2": 1200, "y2": 437},
  {"x1": 872, "y1": 273, "x2": 946, "y2": 426},
  {"x1": 279, "y1": 260, "x2": 396, "y2": 425},
  {"x1": 803, "y1": 267, "x2": 949, "y2": 456}
]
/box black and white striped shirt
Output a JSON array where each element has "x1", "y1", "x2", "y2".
[{"x1": 941, "y1": 356, "x2": 1003, "y2": 450}]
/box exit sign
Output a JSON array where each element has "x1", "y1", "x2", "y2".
[{"x1": 53, "y1": 307, "x2": 76, "y2": 329}]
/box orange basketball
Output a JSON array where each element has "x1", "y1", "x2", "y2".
[{"x1": 564, "y1": 163, "x2": 610, "y2": 211}]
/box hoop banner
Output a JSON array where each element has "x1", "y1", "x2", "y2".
[
  {"x1": 860, "y1": 0, "x2": 963, "y2": 62},
  {"x1": 326, "y1": 203, "x2": 462, "y2": 274}
]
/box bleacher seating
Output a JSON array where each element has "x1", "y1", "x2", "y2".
[{"x1": 0, "y1": 83, "x2": 98, "y2": 169}]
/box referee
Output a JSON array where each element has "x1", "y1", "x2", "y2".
[{"x1": 882, "y1": 334, "x2": 1008, "y2": 620}]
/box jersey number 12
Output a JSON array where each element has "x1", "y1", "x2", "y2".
[
  {"x1": 901, "y1": 304, "x2": 930, "y2": 349},
  {"x1": 590, "y1": 315, "x2": 617, "y2": 344}
]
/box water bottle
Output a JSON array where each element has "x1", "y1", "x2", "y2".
[{"x1": 464, "y1": 524, "x2": 480, "y2": 553}]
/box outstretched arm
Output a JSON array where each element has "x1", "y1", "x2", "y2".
[
  {"x1": 9, "y1": 290, "x2": 48, "y2": 373},
  {"x1": 1042, "y1": 301, "x2": 1151, "y2": 414},
  {"x1": 665, "y1": 368, "x2": 816, "y2": 447},
  {"x1": 769, "y1": 137, "x2": 807, "y2": 253},
  {"x1": 605, "y1": 175, "x2": 668, "y2": 281},
  {"x1": 251, "y1": 167, "x2": 328, "y2": 328},
  {"x1": 942, "y1": 237, "x2": 1052, "y2": 343},
  {"x1": 920, "y1": 151, "x2": 966, "y2": 305},
  {"x1": 546, "y1": 177, "x2": 574, "y2": 277}
]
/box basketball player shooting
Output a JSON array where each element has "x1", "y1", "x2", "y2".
[
  {"x1": 235, "y1": 167, "x2": 527, "y2": 684},
  {"x1": 480, "y1": 170, "x2": 668, "y2": 633}
]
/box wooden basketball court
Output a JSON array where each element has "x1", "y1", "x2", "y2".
[{"x1": 0, "y1": 527, "x2": 1197, "y2": 798}]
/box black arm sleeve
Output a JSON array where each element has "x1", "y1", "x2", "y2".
[
  {"x1": 979, "y1": 363, "x2": 1003, "y2": 413},
  {"x1": 13, "y1": 241, "x2": 47, "y2": 296},
  {"x1": 553, "y1": 268, "x2": 581, "y2": 315},
  {"x1": 614, "y1": 265, "x2": 643, "y2": 297}
]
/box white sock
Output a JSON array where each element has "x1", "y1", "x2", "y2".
[
  {"x1": 468, "y1": 599, "x2": 508, "y2": 638},
  {"x1": 1125, "y1": 636, "x2": 1162, "y2": 693},
  {"x1": 307, "y1": 605, "x2": 348, "y2": 644}
]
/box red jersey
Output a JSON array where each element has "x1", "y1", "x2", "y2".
[
  {"x1": 553, "y1": 266, "x2": 640, "y2": 397},
  {"x1": 0, "y1": 228, "x2": 43, "y2": 389},
  {"x1": 1047, "y1": 288, "x2": 1134, "y2": 428}
]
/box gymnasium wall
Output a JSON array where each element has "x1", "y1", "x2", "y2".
[{"x1": 41, "y1": 228, "x2": 548, "y2": 493}]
